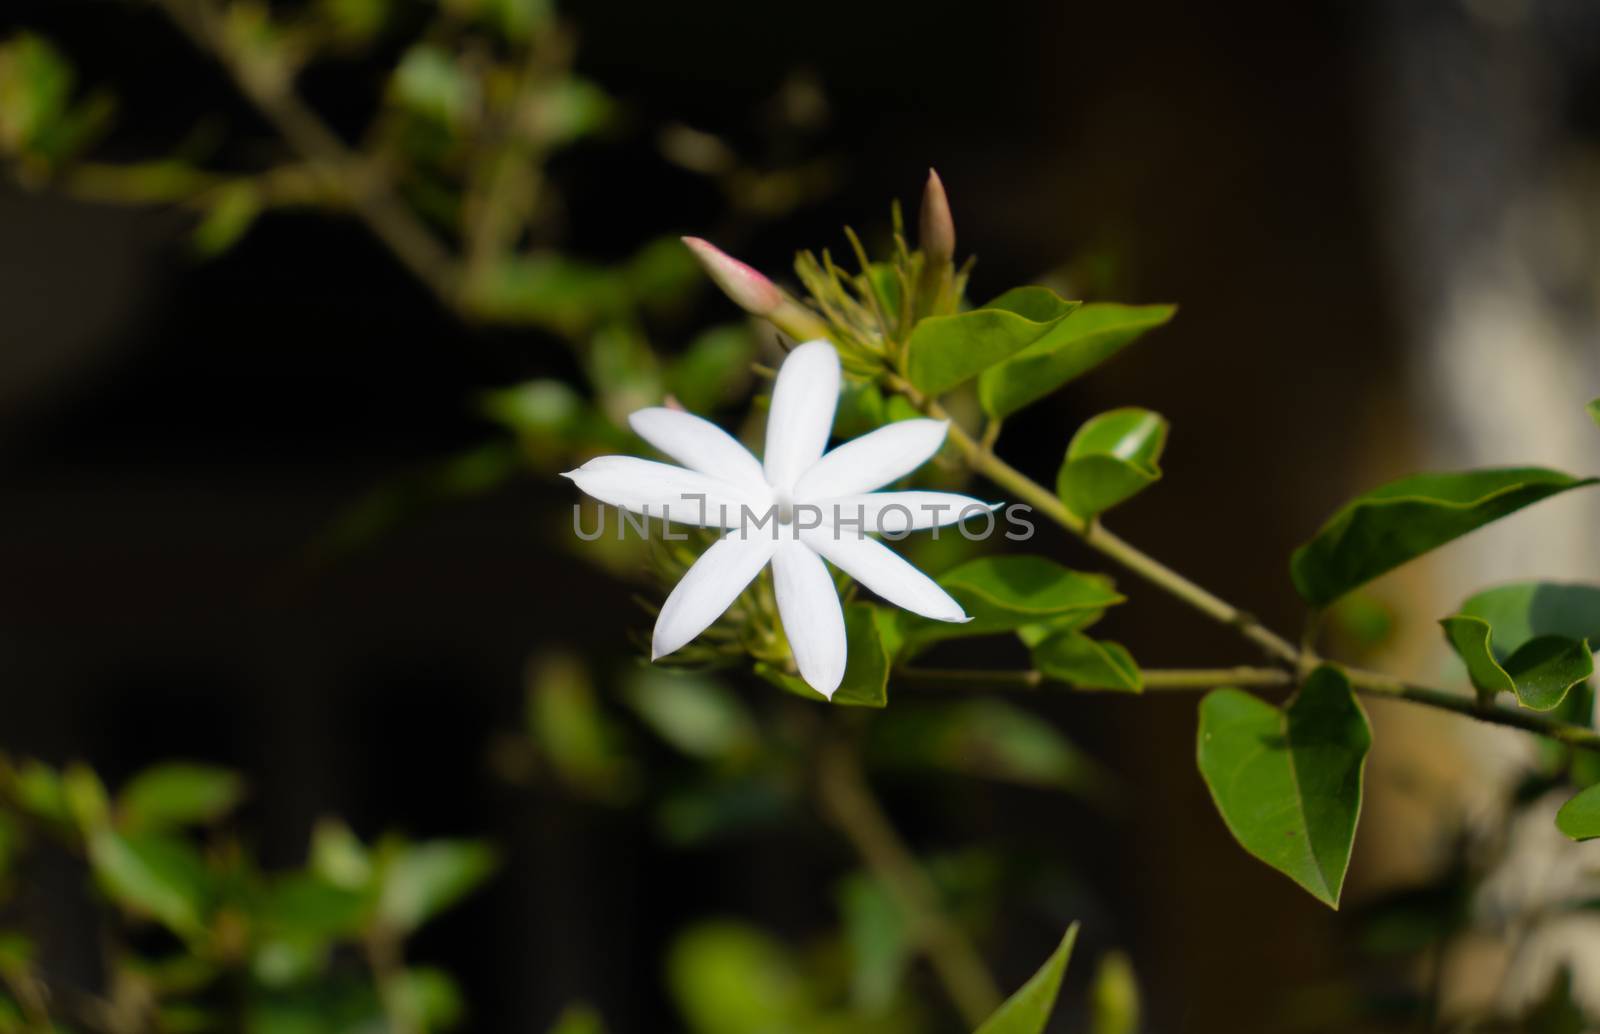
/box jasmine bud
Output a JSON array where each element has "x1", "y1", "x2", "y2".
[{"x1": 919, "y1": 168, "x2": 955, "y2": 264}]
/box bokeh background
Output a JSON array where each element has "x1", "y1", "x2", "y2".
[{"x1": 5, "y1": 0, "x2": 1600, "y2": 1030}]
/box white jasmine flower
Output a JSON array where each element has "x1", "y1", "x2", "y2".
[{"x1": 563, "y1": 340, "x2": 991, "y2": 697}]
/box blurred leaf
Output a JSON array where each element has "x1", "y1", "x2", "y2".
[
  {"x1": 869, "y1": 700, "x2": 1112, "y2": 798},
  {"x1": 193, "y1": 182, "x2": 263, "y2": 255},
  {"x1": 834, "y1": 380, "x2": 888, "y2": 440},
  {"x1": 979, "y1": 303, "x2": 1175, "y2": 421},
  {"x1": 656, "y1": 776, "x2": 791, "y2": 847},
  {"x1": 897, "y1": 556, "x2": 1122, "y2": 658},
  {"x1": 1290, "y1": 468, "x2": 1597, "y2": 607},
  {"x1": 666, "y1": 326, "x2": 756, "y2": 413},
  {"x1": 1032, "y1": 631, "x2": 1141, "y2": 693},
  {"x1": 465, "y1": 253, "x2": 628, "y2": 335},
  {"x1": 1440, "y1": 618, "x2": 1591, "y2": 711},
  {"x1": 89, "y1": 829, "x2": 211, "y2": 936},
  {"x1": 1055, "y1": 408, "x2": 1167, "y2": 521},
  {"x1": 1589, "y1": 398, "x2": 1600, "y2": 429},
  {"x1": 837, "y1": 873, "x2": 910, "y2": 1013},
  {"x1": 755, "y1": 602, "x2": 890, "y2": 707},
  {"x1": 528, "y1": 653, "x2": 638, "y2": 800},
  {"x1": 396, "y1": 967, "x2": 464, "y2": 1031},
  {"x1": 378, "y1": 839, "x2": 497, "y2": 933},
  {"x1": 481, "y1": 379, "x2": 586, "y2": 443},
  {"x1": 666, "y1": 921, "x2": 812, "y2": 1034},
  {"x1": 390, "y1": 45, "x2": 475, "y2": 128},
  {"x1": 1526, "y1": 969, "x2": 1587, "y2": 1034},
  {"x1": 0, "y1": 34, "x2": 106, "y2": 163},
  {"x1": 974, "y1": 923, "x2": 1079, "y2": 1034},
  {"x1": 1324, "y1": 593, "x2": 1395, "y2": 653},
  {"x1": 318, "y1": 0, "x2": 390, "y2": 40},
  {"x1": 7, "y1": 760, "x2": 69, "y2": 825},
  {"x1": 258, "y1": 873, "x2": 369, "y2": 940},
  {"x1": 310, "y1": 818, "x2": 373, "y2": 891},
  {"x1": 622, "y1": 669, "x2": 758, "y2": 762},
  {"x1": 532, "y1": 78, "x2": 614, "y2": 147},
  {"x1": 1196, "y1": 666, "x2": 1370, "y2": 907},
  {"x1": 63, "y1": 762, "x2": 110, "y2": 833},
  {"x1": 548, "y1": 1003, "x2": 607, "y2": 1034},
  {"x1": 905, "y1": 287, "x2": 1079, "y2": 396},
  {"x1": 1089, "y1": 951, "x2": 1140, "y2": 1034},
  {"x1": 1556, "y1": 784, "x2": 1600, "y2": 841},
  {"x1": 443, "y1": 0, "x2": 553, "y2": 41},
  {"x1": 119, "y1": 762, "x2": 244, "y2": 832}
]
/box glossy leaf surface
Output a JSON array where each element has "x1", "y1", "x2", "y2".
[
  {"x1": 1197, "y1": 666, "x2": 1370, "y2": 907},
  {"x1": 1032, "y1": 631, "x2": 1141, "y2": 692},
  {"x1": 973, "y1": 923, "x2": 1080, "y2": 1034},
  {"x1": 905, "y1": 287, "x2": 1078, "y2": 396},
  {"x1": 1289, "y1": 468, "x2": 1596, "y2": 606},
  {"x1": 1055, "y1": 408, "x2": 1168, "y2": 521},
  {"x1": 979, "y1": 303, "x2": 1175, "y2": 420}
]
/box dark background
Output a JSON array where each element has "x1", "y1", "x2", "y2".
[{"x1": 5, "y1": 0, "x2": 1588, "y2": 1029}]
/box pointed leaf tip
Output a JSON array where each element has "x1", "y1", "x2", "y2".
[{"x1": 973, "y1": 922, "x2": 1079, "y2": 1034}]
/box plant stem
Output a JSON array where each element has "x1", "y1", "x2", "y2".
[
  {"x1": 1341, "y1": 667, "x2": 1600, "y2": 750},
  {"x1": 885, "y1": 377, "x2": 1300, "y2": 665},
  {"x1": 150, "y1": 0, "x2": 463, "y2": 308},
  {"x1": 896, "y1": 665, "x2": 1296, "y2": 691},
  {"x1": 814, "y1": 735, "x2": 1002, "y2": 1027}
]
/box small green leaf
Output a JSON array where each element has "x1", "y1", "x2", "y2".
[
  {"x1": 868, "y1": 700, "x2": 1113, "y2": 798},
  {"x1": 897, "y1": 556, "x2": 1123, "y2": 659},
  {"x1": 665, "y1": 326, "x2": 755, "y2": 413},
  {"x1": 1196, "y1": 666, "x2": 1371, "y2": 907},
  {"x1": 1089, "y1": 951, "x2": 1141, "y2": 1034},
  {"x1": 1557, "y1": 784, "x2": 1600, "y2": 840},
  {"x1": 1055, "y1": 408, "x2": 1168, "y2": 521},
  {"x1": 8, "y1": 761, "x2": 69, "y2": 825},
  {"x1": 1289, "y1": 468, "x2": 1597, "y2": 607},
  {"x1": 89, "y1": 830, "x2": 211, "y2": 936},
  {"x1": 1032, "y1": 631, "x2": 1142, "y2": 692},
  {"x1": 257, "y1": 873, "x2": 370, "y2": 940},
  {"x1": 1440, "y1": 618, "x2": 1592, "y2": 711},
  {"x1": 377, "y1": 840, "x2": 497, "y2": 933},
  {"x1": 1588, "y1": 398, "x2": 1600, "y2": 429},
  {"x1": 119, "y1": 763, "x2": 244, "y2": 831},
  {"x1": 837, "y1": 873, "x2": 911, "y2": 1012},
  {"x1": 667, "y1": 921, "x2": 814, "y2": 1034},
  {"x1": 193, "y1": 182, "x2": 262, "y2": 256},
  {"x1": 1439, "y1": 582, "x2": 1600, "y2": 711},
  {"x1": 755, "y1": 602, "x2": 889, "y2": 707},
  {"x1": 979, "y1": 302, "x2": 1176, "y2": 420},
  {"x1": 621, "y1": 670, "x2": 758, "y2": 761},
  {"x1": 904, "y1": 287, "x2": 1078, "y2": 396},
  {"x1": 974, "y1": 922, "x2": 1079, "y2": 1034}
]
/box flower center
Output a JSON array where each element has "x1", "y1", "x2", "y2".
[{"x1": 775, "y1": 492, "x2": 795, "y2": 525}]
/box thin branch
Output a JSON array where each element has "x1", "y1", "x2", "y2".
[
  {"x1": 895, "y1": 666, "x2": 1296, "y2": 691},
  {"x1": 149, "y1": 0, "x2": 462, "y2": 307},
  {"x1": 814, "y1": 735, "x2": 1001, "y2": 1026}
]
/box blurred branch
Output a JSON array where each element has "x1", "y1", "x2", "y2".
[
  {"x1": 896, "y1": 666, "x2": 1297, "y2": 691},
  {"x1": 814, "y1": 735, "x2": 1001, "y2": 1026},
  {"x1": 148, "y1": 0, "x2": 464, "y2": 307}
]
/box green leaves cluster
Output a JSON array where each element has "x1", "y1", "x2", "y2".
[{"x1": 0, "y1": 757, "x2": 496, "y2": 1034}]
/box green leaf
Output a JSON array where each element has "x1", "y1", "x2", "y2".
[
  {"x1": 257, "y1": 873, "x2": 370, "y2": 940},
  {"x1": 377, "y1": 840, "x2": 497, "y2": 933},
  {"x1": 1289, "y1": 468, "x2": 1598, "y2": 607},
  {"x1": 528, "y1": 653, "x2": 638, "y2": 802},
  {"x1": 904, "y1": 287, "x2": 1079, "y2": 396},
  {"x1": 974, "y1": 922, "x2": 1079, "y2": 1034},
  {"x1": 7, "y1": 761, "x2": 69, "y2": 825},
  {"x1": 868, "y1": 700, "x2": 1113, "y2": 799},
  {"x1": 837, "y1": 873, "x2": 911, "y2": 1012},
  {"x1": 1439, "y1": 582, "x2": 1600, "y2": 711},
  {"x1": 1032, "y1": 631, "x2": 1142, "y2": 692},
  {"x1": 666, "y1": 326, "x2": 755, "y2": 412},
  {"x1": 89, "y1": 830, "x2": 211, "y2": 936},
  {"x1": 1556, "y1": 784, "x2": 1600, "y2": 840},
  {"x1": 1588, "y1": 398, "x2": 1600, "y2": 429},
  {"x1": 666, "y1": 921, "x2": 814, "y2": 1034},
  {"x1": 979, "y1": 302, "x2": 1176, "y2": 420},
  {"x1": 193, "y1": 182, "x2": 262, "y2": 256},
  {"x1": 1440, "y1": 619, "x2": 1592, "y2": 711},
  {"x1": 1089, "y1": 951, "x2": 1140, "y2": 1034},
  {"x1": 1055, "y1": 408, "x2": 1168, "y2": 521},
  {"x1": 897, "y1": 556, "x2": 1123, "y2": 658},
  {"x1": 119, "y1": 763, "x2": 244, "y2": 832},
  {"x1": 754, "y1": 602, "x2": 889, "y2": 707},
  {"x1": 621, "y1": 670, "x2": 758, "y2": 761},
  {"x1": 1196, "y1": 666, "x2": 1371, "y2": 907}
]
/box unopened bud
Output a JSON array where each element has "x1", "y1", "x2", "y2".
[
  {"x1": 682, "y1": 236, "x2": 784, "y2": 317},
  {"x1": 919, "y1": 168, "x2": 955, "y2": 264}
]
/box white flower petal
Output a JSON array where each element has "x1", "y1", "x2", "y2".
[
  {"x1": 629, "y1": 408, "x2": 766, "y2": 488},
  {"x1": 652, "y1": 531, "x2": 778, "y2": 660},
  {"x1": 801, "y1": 529, "x2": 969, "y2": 623},
  {"x1": 793, "y1": 419, "x2": 948, "y2": 500},
  {"x1": 764, "y1": 340, "x2": 840, "y2": 493},
  {"x1": 562, "y1": 456, "x2": 765, "y2": 528},
  {"x1": 815, "y1": 492, "x2": 1000, "y2": 534},
  {"x1": 771, "y1": 539, "x2": 846, "y2": 697}
]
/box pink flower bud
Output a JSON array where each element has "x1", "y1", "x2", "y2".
[
  {"x1": 919, "y1": 168, "x2": 956, "y2": 264},
  {"x1": 682, "y1": 236, "x2": 784, "y2": 317}
]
